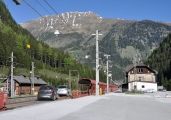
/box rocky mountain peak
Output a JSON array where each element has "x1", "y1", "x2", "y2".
[{"x1": 21, "y1": 11, "x2": 103, "y2": 34}]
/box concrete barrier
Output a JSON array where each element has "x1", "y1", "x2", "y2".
[
  {"x1": 7, "y1": 96, "x2": 37, "y2": 104},
  {"x1": 153, "y1": 95, "x2": 161, "y2": 98},
  {"x1": 165, "y1": 94, "x2": 171, "y2": 98}
]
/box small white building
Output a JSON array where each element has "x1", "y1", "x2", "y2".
[{"x1": 122, "y1": 62, "x2": 158, "y2": 92}]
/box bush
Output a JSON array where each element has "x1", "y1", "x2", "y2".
[{"x1": 126, "y1": 89, "x2": 144, "y2": 94}]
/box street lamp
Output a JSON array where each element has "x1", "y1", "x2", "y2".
[
  {"x1": 13, "y1": 0, "x2": 20, "y2": 5},
  {"x1": 54, "y1": 30, "x2": 60, "y2": 36},
  {"x1": 104, "y1": 54, "x2": 110, "y2": 94}
]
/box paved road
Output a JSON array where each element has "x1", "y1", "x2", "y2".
[
  {"x1": 1, "y1": 93, "x2": 171, "y2": 120},
  {"x1": 58, "y1": 93, "x2": 171, "y2": 120}
]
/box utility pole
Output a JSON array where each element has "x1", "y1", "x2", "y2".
[
  {"x1": 104, "y1": 54, "x2": 110, "y2": 94},
  {"x1": 31, "y1": 62, "x2": 35, "y2": 95},
  {"x1": 92, "y1": 30, "x2": 102, "y2": 96},
  {"x1": 69, "y1": 70, "x2": 71, "y2": 90},
  {"x1": 125, "y1": 66, "x2": 126, "y2": 83},
  {"x1": 7, "y1": 78, "x2": 8, "y2": 93},
  {"x1": 77, "y1": 74, "x2": 79, "y2": 90},
  {"x1": 69, "y1": 70, "x2": 79, "y2": 90},
  {"x1": 10, "y1": 52, "x2": 15, "y2": 97},
  {"x1": 134, "y1": 55, "x2": 136, "y2": 90}
]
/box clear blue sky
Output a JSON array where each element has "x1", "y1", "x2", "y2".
[{"x1": 3, "y1": 0, "x2": 171, "y2": 24}]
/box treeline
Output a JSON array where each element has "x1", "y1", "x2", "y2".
[
  {"x1": 146, "y1": 33, "x2": 171, "y2": 90},
  {"x1": 0, "y1": 0, "x2": 107, "y2": 87}
]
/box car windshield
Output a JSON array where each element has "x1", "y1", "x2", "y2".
[
  {"x1": 58, "y1": 85, "x2": 67, "y2": 89},
  {"x1": 40, "y1": 86, "x2": 52, "y2": 90}
]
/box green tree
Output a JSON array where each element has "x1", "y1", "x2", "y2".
[
  {"x1": 47, "y1": 47, "x2": 52, "y2": 65},
  {"x1": 53, "y1": 52, "x2": 58, "y2": 68},
  {"x1": 37, "y1": 43, "x2": 43, "y2": 62}
]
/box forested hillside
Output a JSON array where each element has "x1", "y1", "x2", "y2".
[
  {"x1": 147, "y1": 33, "x2": 171, "y2": 90},
  {"x1": 0, "y1": 0, "x2": 107, "y2": 87}
]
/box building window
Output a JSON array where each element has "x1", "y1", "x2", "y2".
[
  {"x1": 139, "y1": 77, "x2": 141, "y2": 81},
  {"x1": 138, "y1": 68, "x2": 143, "y2": 73},
  {"x1": 142, "y1": 85, "x2": 145, "y2": 88}
]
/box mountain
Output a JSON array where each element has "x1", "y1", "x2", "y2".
[
  {"x1": 146, "y1": 33, "x2": 171, "y2": 90},
  {"x1": 21, "y1": 12, "x2": 171, "y2": 51},
  {"x1": 0, "y1": 1, "x2": 107, "y2": 87},
  {"x1": 21, "y1": 11, "x2": 171, "y2": 81},
  {"x1": 21, "y1": 12, "x2": 120, "y2": 48}
]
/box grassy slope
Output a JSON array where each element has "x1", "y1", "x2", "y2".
[{"x1": 0, "y1": 67, "x2": 78, "y2": 81}]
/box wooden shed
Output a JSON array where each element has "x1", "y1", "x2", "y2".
[{"x1": 2, "y1": 74, "x2": 47, "y2": 95}]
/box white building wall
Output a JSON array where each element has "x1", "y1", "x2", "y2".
[
  {"x1": 128, "y1": 82, "x2": 134, "y2": 91},
  {"x1": 128, "y1": 82, "x2": 157, "y2": 91}
]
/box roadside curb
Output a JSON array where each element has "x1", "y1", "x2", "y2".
[
  {"x1": 111, "y1": 93, "x2": 152, "y2": 98},
  {"x1": 153, "y1": 95, "x2": 161, "y2": 98}
]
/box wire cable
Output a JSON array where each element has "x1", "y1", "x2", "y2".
[
  {"x1": 44, "y1": 0, "x2": 76, "y2": 33},
  {"x1": 22, "y1": 0, "x2": 47, "y2": 40},
  {"x1": 23, "y1": 0, "x2": 47, "y2": 23},
  {"x1": 35, "y1": 0, "x2": 51, "y2": 15},
  {"x1": 43, "y1": 0, "x2": 96, "y2": 63},
  {"x1": 23, "y1": 0, "x2": 54, "y2": 42}
]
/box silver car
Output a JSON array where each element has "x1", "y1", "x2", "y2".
[
  {"x1": 57, "y1": 85, "x2": 72, "y2": 97},
  {"x1": 37, "y1": 85, "x2": 58, "y2": 101},
  {"x1": 144, "y1": 88, "x2": 155, "y2": 93}
]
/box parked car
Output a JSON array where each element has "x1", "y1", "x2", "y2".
[
  {"x1": 114, "y1": 89, "x2": 122, "y2": 93},
  {"x1": 162, "y1": 88, "x2": 167, "y2": 92},
  {"x1": 57, "y1": 85, "x2": 72, "y2": 97},
  {"x1": 144, "y1": 88, "x2": 155, "y2": 93},
  {"x1": 37, "y1": 85, "x2": 58, "y2": 101}
]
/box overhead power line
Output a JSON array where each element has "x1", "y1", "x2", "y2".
[
  {"x1": 43, "y1": 0, "x2": 76, "y2": 33},
  {"x1": 23, "y1": 0, "x2": 47, "y2": 22},
  {"x1": 23, "y1": 0, "x2": 53, "y2": 42},
  {"x1": 43, "y1": 0, "x2": 96, "y2": 63},
  {"x1": 35, "y1": 0, "x2": 51, "y2": 15}
]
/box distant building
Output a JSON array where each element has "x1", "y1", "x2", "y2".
[
  {"x1": 122, "y1": 62, "x2": 158, "y2": 92},
  {"x1": 2, "y1": 74, "x2": 47, "y2": 95}
]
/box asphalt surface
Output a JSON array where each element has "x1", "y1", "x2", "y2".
[
  {"x1": 0, "y1": 92, "x2": 171, "y2": 120},
  {"x1": 58, "y1": 93, "x2": 171, "y2": 120}
]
